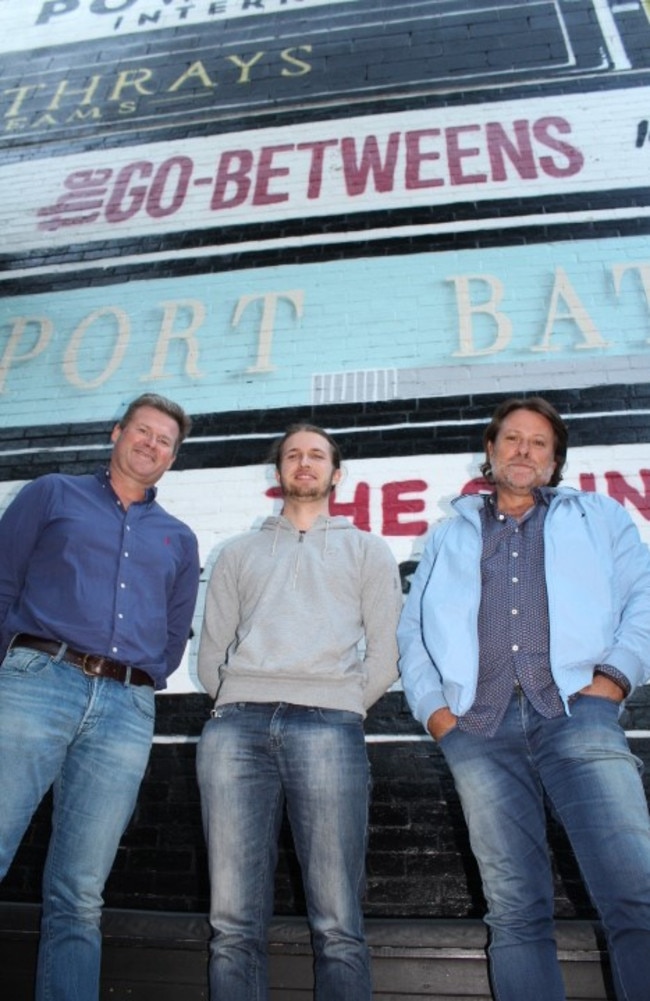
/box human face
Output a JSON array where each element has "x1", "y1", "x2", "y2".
[
  {"x1": 487, "y1": 409, "x2": 557, "y2": 497},
  {"x1": 110, "y1": 405, "x2": 179, "y2": 488},
  {"x1": 276, "y1": 430, "x2": 341, "y2": 502}
]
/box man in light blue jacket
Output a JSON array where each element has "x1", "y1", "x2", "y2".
[{"x1": 398, "y1": 396, "x2": 650, "y2": 1001}]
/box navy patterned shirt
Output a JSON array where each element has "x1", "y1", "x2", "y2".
[
  {"x1": 457, "y1": 489, "x2": 562, "y2": 737},
  {"x1": 457, "y1": 488, "x2": 627, "y2": 737}
]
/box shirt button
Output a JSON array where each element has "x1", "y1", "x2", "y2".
[
  {"x1": 511, "y1": 608, "x2": 518, "y2": 615},
  {"x1": 120, "y1": 582, "x2": 126, "y2": 589},
  {"x1": 512, "y1": 576, "x2": 518, "y2": 583},
  {"x1": 118, "y1": 613, "x2": 124, "y2": 619},
  {"x1": 512, "y1": 551, "x2": 519, "y2": 558},
  {"x1": 498, "y1": 514, "x2": 505, "y2": 521},
  {"x1": 124, "y1": 551, "x2": 129, "y2": 557},
  {"x1": 512, "y1": 644, "x2": 519, "y2": 652},
  {"x1": 111, "y1": 647, "x2": 118, "y2": 654}
]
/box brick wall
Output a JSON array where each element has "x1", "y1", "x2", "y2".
[{"x1": 1, "y1": 0, "x2": 650, "y2": 921}]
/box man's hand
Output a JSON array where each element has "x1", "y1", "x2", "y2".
[
  {"x1": 426, "y1": 707, "x2": 458, "y2": 741},
  {"x1": 579, "y1": 672, "x2": 625, "y2": 703}
]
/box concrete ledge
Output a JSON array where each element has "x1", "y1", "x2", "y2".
[{"x1": 0, "y1": 902, "x2": 613, "y2": 1000}]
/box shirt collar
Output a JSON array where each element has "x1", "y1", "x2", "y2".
[
  {"x1": 483, "y1": 486, "x2": 554, "y2": 521},
  {"x1": 95, "y1": 466, "x2": 157, "y2": 505}
]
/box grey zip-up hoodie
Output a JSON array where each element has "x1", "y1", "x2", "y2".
[{"x1": 198, "y1": 514, "x2": 402, "y2": 716}]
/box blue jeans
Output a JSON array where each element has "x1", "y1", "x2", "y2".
[
  {"x1": 196, "y1": 702, "x2": 372, "y2": 1001},
  {"x1": 440, "y1": 691, "x2": 650, "y2": 1001},
  {"x1": 0, "y1": 646, "x2": 155, "y2": 1001}
]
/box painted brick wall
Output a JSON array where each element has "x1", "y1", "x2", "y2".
[{"x1": 2, "y1": 0, "x2": 650, "y2": 921}]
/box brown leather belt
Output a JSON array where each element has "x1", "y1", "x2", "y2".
[{"x1": 12, "y1": 633, "x2": 153, "y2": 687}]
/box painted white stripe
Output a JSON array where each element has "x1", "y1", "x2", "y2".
[
  {"x1": 2, "y1": 410, "x2": 650, "y2": 459},
  {"x1": 592, "y1": 0, "x2": 633, "y2": 68},
  {"x1": 3, "y1": 204, "x2": 650, "y2": 283},
  {"x1": 153, "y1": 729, "x2": 650, "y2": 744}
]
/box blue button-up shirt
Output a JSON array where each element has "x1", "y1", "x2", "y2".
[{"x1": 0, "y1": 468, "x2": 200, "y2": 689}]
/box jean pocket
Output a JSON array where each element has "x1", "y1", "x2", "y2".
[
  {"x1": 1, "y1": 646, "x2": 53, "y2": 676},
  {"x1": 209, "y1": 702, "x2": 242, "y2": 720},
  {"x1": 572, "y1": 691, "x2": 622, "y2": 710},
  {"x1": 313, "y1": 707, "x2": 363, "y2": 725},
  {"x1": 128, "y1": 682, "x2": 156, "y2": 722}
]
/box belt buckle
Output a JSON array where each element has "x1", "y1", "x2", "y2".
[{"x1": 80, "y1": 653, "x2": 98, "y2": 676}]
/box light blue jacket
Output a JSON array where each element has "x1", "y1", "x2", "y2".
[{"x1": 398, "y1": 488, "x2": 650, "y2": 731}]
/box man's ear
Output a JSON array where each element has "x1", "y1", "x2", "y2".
[
  {"x1": 332, "y1": 468, "x2": 342, "y2": 486},
  {"x1": 110, "y1": 423, "x2": 122, "y2": 444}
]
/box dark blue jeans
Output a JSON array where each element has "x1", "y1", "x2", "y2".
[
  {"x1": 440, "y1": 691, "x2": 650, "y2": 1001},
  {"x1": 196, "y1": 701, "x2": 372, "y2": 1001}
]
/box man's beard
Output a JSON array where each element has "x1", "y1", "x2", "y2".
[{"x1": 279, "y1": 474, "x2": 335, "y2": 502}]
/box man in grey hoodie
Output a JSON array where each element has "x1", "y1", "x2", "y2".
[{"x1": 196, "y1": 423, "x2": 402, "y2": 1001}]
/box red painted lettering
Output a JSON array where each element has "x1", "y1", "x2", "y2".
[
  {"x1": 297, "y1": 139, "x2": 338, "y2": 199},
  {"x1": 210, "y1": 149, "x2": 253, "y2": 210},
  {"x1": 446, "y1": 125, "x2": 486, "y2": 185},
  {"x1": 382, "y1": 480, "x2": 428, "y2": 536},
  {"x1": 486, "y1": 119, "x2": 537, "y2": 181},
  {"x1": 460, "y1": 477, "x2": 491, "y2": 495},
  {"x1": 605, "y1": 469, "x2": 650, "y2": 518},
  {"x1": 533, "y1": 117, "x2": 584, "y2": 178},
  {"x1": 105, "y1": 161, "x2": 152, "y2": 223},
  {"x1": 146, "y1": 156, "x2": 193, "y2": 218},
  {"x1": 340, "y1": 132, "x2": 400, "y2": 196},
  {"x1": 405, "y1": 129, "x2": 444, "y2": 190},
  {"x1": 253, "y1": 144, "x2": 294, "y2": 206},
  {"x1": 330, "y1": 482, "x2": 371, "y2": 532}
]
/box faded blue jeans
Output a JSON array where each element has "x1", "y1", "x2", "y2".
[
  {"x1": 196, "y1": 701, "x2": 372, "y2": 1001},
  {"x1": 440, "y1": 691, "x2": 650, "y2": 1001},
  {"x1": 0, "y1": 645, "x2": 155, "y2": 1001}
]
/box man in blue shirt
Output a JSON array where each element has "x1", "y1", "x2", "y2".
[
  {"x1": 398, "y1": 396, "x2": 650, "y2": 1001},
  {"x1": 0, "y1": 393, "x2": 200, "y2": 1001}
]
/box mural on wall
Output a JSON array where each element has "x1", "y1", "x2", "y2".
[
  {"x1": 2, "y1": 0, "x2": 647, "y2": 147},
  {"x1": 2, "y1": 0, "x2": 650, "y2": 695},
  {"x1": 3, "y1": 233, "x2": 650, "y2": 428},
  {"x1": 5, "y1": 87, "x2": 648, "y2": 257}
]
